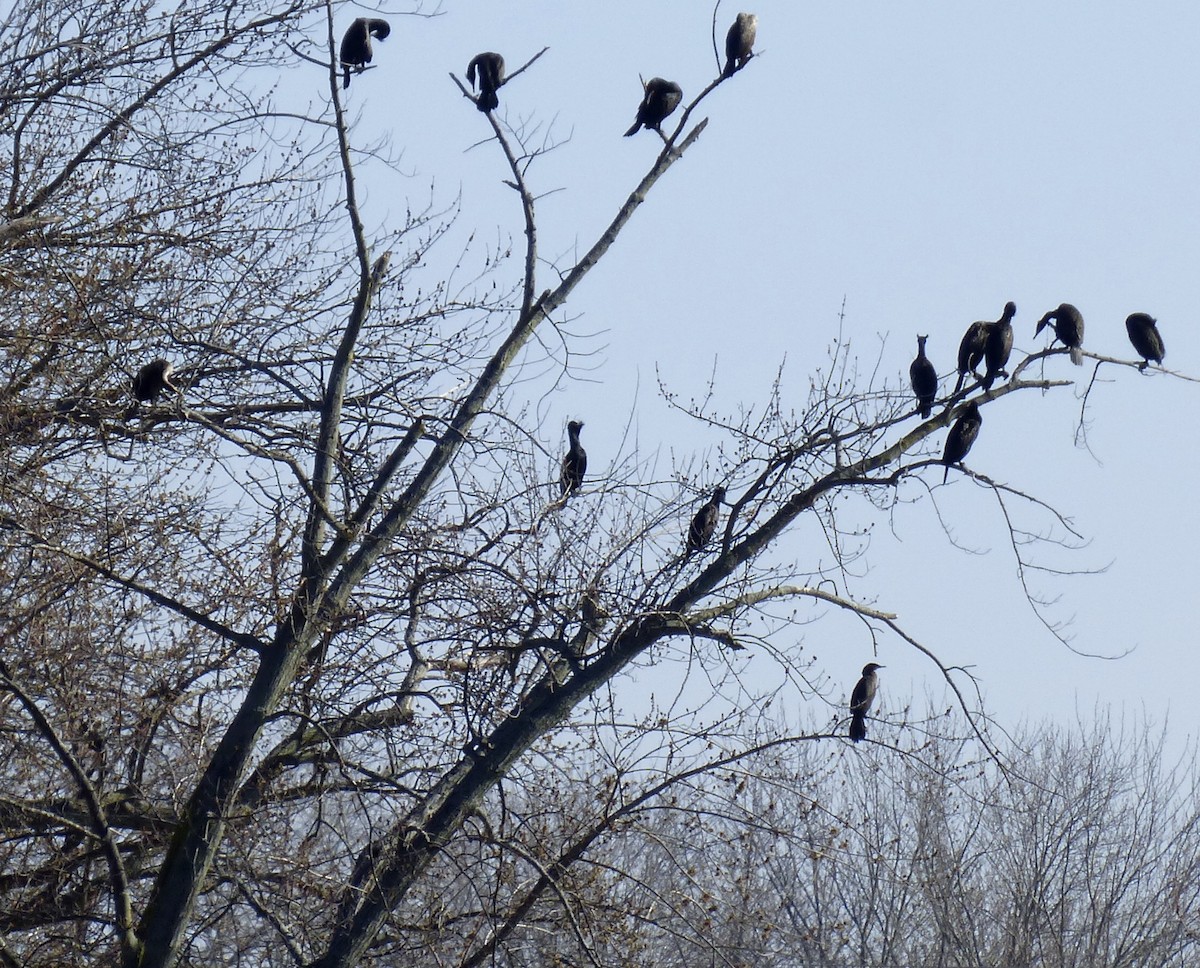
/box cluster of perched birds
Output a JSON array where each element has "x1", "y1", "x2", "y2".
[
  {"x1": 337, "y1": 12, "x2": 759, "y2": 132},
  {"x1": 911, "y1": 303, "x2": 1166, "y2": 495},
  {"x1": 127, "y1": 17, "x2": 1175, "y2": 747}
]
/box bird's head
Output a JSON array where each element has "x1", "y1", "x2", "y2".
[
  {"x1": 862, "y1": 662, "x2": 884, "y2": 675},
  {"x1": 712, "y1": 485, "x2": 727, "y2": 503},
  {"x1": 1034, "y1": 312, "x2": 1053, "y2": 336},
  {"x1": 567, "y1": 420, "x2": 584, "y2": 435},
  {"x1": 1002, "y1": 301, "x2": 1017, "y2": 320}
]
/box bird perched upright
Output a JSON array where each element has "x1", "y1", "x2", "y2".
[
  {"x1": 954, "y1": 321, "x2": 989, "y2": 393},
  {"x1": 849, "y1": 663, "x2": 883, "y2": 743},
  {"x1": 1125, "y1": 312, "x2": 1165, "y2": 370},
  {"x1": 909, "y1": 335, "x2": 938, "y2": 418},
  {"x1": 722, "y1": 13, "x2": 758, "y2": 78},
  {"x1": 981, "y1": 301, "x2": 1017, "y2": 390},
  {"x1": 466, "y1": 52, "x2": 505, "y2": 112},
  {"x1": 942, "y1": 401, "x2": 982, "y2": 483},
  {"x1": 1035, "y1": 303, "x2": 1085, "y2": 365},
  {"x1": 686, "y1": 486, "x2": 726, "y2": 552},
  {"x1": 954, "y1": 302, "x2": 1016, "y2": 393},
  {"x1": 339, "y1": 18, "x2": 391, "y2": 89},
  {"x1": 624, "y1": 77, "x2": 682, "y2": 137},
  {"x1": 132, "y1": 359, "x2": 176, "y2": 404},
  {"x1": 560, "y1": 420, "x2": 587, "y2": 497}
]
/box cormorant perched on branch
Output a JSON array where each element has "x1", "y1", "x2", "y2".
[
  {"x1": 909, "y1": 335, "x2": 938, "y2": 418},
  {"x1": 686, "y1": 486, "x2": 726, "y2": 552},
  {"x1": 981, "y1": 301, "x2": 1017, "y2": 390},
  {"x1": 132, "y1": 360, "x2": 176, "y2": 404},
  {"x1": 339, "y1": 18, "x2": 390, "y2": 89},
  {"x1": 560, "y1": 420, "x2": 586, "y2": 497},
  {"x1": 942, "y1": 401, "x2": 982, "y2": 484},
  {"x1": 1035, "y1": 303, "x2": 1085, "y2": 365},
  {"x1": 467, "y1": 52, "x2": 505, "y2": 112},
  {"x1": 849, "y1": 663, "x2": 883, "y2": 742},
  {"x1": 722, "y1": 13, "x2": 758, "y2": 78},
  {"x1": 1125, "y1": 312, "x2": 1165, "y2": 370},
  {"x1": 954, "y1": 322, "x2": 988, "y2": 393},
  {"x1": 954, "y1": 302, "x2": 1015, "y2": 393},
  {"x1": 624, "y1": 77, "x2": 682, "y2": 137}
]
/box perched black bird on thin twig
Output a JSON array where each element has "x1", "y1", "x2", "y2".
[
  {"x1": 942, "y1": 401, "x2": 982, "y2": 484},
  {"x1": 560, "y1": 420, "x2": 586, "y2": 497},
  {"x1": 467, "y1": 52, "x2": 505, "y2": 112},
  {"x1": 1125, "y1": 312, "x2": 1165, "y2": 370},
  {"x1": 624, "y1": 77, "x2": 682, "y2": 137},
  {"x1": 686, "y1": 486, "x2": 726, "y2": 552},
  {"x1": 132, "y1": 359, "x2": 176, "y2": 404},
  {"x1": 722, "y1": 13, "x2": 758, "y2": 78},
  {"x1": 1035, "y1": 303, "x2": 1085, "y2": 365},
  {"x1": 909, "y1": 335, "x2": 938, "y2": 418},
  {"x1": 849, "y1": 663, "x2": 883, "y2": 742},
  {"x1": 339, "y1": 18, "x2": 390, "y2": 89},
  {"x1": 981, "y1": 301, "x2": 1017, "y2": 390}
]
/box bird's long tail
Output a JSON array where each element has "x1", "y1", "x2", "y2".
[
  {"x1": 624, "y1": 120, "x2": 641, "y2": 137},
  {"x1": 849, "y1": 712, "x2": 867, "y2": 742},
  {"x1": 1069, "y1": 346, "x2": 1083, "y2": 365}
]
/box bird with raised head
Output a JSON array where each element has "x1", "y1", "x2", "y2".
[
  {"x1": 909, "y1": 335, "x2": 938, "y2": 418},
  {"x1": 722, "y1": 13, "x2": 757, "y2": 78},
  {"x1": 467, "y1": 52, "x2": 505, "y2": 112},
  {"x1": 560, "y1": 420, "x2": 586, "y2": 497},
  {"x1": 849, "y1": 663, "x2": 883, "y2": 742},
  {"x1": 339, "y1": 18, "x2": 390, "y2": 89},
  {"x1": 980, "y1": 301, "x2": 1017, "y2": 390},
  {"x1": 942, "y1": 401, "x2": 982, "y2": 483},
  {"x1": 686, "y1": 486, "x2": 726, "y2": 552},
  {"x1": 1125, "y1": 312, "x2": 1165, "y2": 370},
  {"x1": 624, "y1": 77, "x2": 682, "y2": 137},
  {"x1": 1035, "y1": 303, "x2": 1085, "y2": 365},
  {"x1": 132, "y1": 359, "x2": 176, "y2": 404}
]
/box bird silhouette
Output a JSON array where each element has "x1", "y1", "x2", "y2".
[
  {"x1": 981, "y1": 301, "x2": 1017, "y2": 390},
  {"x1": 909, "y1": 335, "x2": 938, "y2": 418},
  {"x1": 1125, "y1": 313, "x2": 1165, "y2": 370},
  {"x1": 722, "y1": 13, "x2": 758, "y2": 78},
  {"x1": 624, "y1": 77, "x2": 682, "y2": 136},
  {"x1": 1034, "y1": 303, "x2": 1085, "y2": 365},
  {"x1": 132, "y1": 360, "x2": 176, "y2": 404},
  {"x1": 849, "y1": 663, "x2": 883, "y2": 742},
  {"x1": 942, "y1": 401, "x2": 982, "y2": 484},
  {"x1": 560, "y1": 420, "x2": 586, "y2": 497},
  {"x1": 467, "y1": 52, "x2": 505, "y2": 112},
  {"x1": 339, "y1": 18, "x2": 390, "y2": 89},
  {"x1": 686, "y1": 486, "x2": 726, "y2": 552}
]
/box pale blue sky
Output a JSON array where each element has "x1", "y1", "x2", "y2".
[{"x1": 324, "y1": 2, "x2": 1199, "y2": 744}]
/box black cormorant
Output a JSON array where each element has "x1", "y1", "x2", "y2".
[
  {"x1": 909, "y1": 335, "x2": 938, "y2": 418},
  {"x1": 560, "y1": 420, "x2": 586, "y2": 497},
  {"x1": 954, "y1": 321, "x2": 988, "y2": 393},
  {"x1": 942, "y1": 401, "x2": 982, "y2": 483},
  {"x1": 1035, "y1": 303, "x2": 1085, "y2": 365},
  {"x1": 722, "y1": 13, "x2": 758, "y2": 78},
  {"x1": 132, "y1": 360, "x2": 176, "y2": 404},
  {"x1": 339, "y1": 18, "x2": 390, "y2": 89},
  {"x1": 467, "y1": 52, "x2": 505, "y2": 112},
  {"x1": 624, "y1": 77, "x2": 683, "y2": 137},
  {"x1": 1125, "y1": 313, "x2": 1165, "y2": 370},
  {"x1": 981, "y1": 301, "x2": 1017, "y2": 390},
  {"x1": 686, "y1": 486, "x2": 726, "y2": 551},
  {"x1": 849, "y1": 662, "x2": 883, "y2": 743}
]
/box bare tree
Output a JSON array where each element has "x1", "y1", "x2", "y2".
[{"x1": 0, "y1": 1, "x2": 1187, "y2": 966}]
